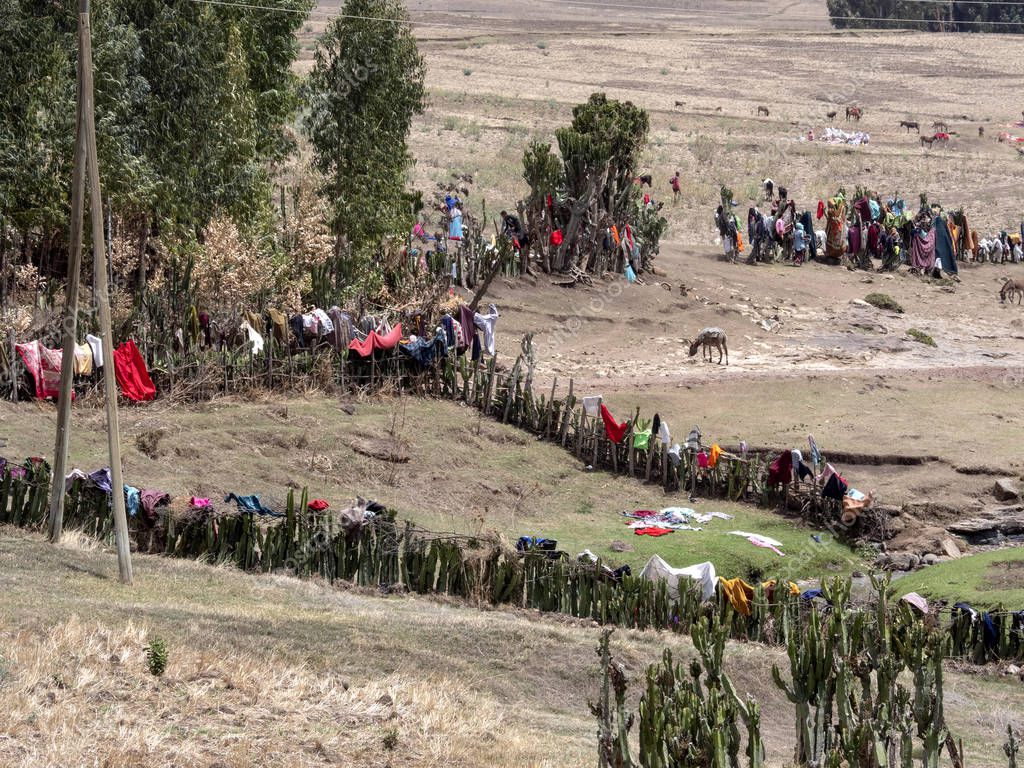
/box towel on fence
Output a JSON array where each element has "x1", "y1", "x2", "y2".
[
  {"x1": 639, "y1": 555, "x2": 717, "y2": 601},
  {"x1": 190, "y1": 496, "x2": 211, "y2": 508},
  {"x1": 901, "y1": 592, "x2": 929, "y2": 615},
  {"x1": 140, "y1": 489, "x2": 170, "y2": 523},
  {"x1": 685, "y1": 426, "x2": 701, "y2": 451},
  {"x1": 124, "y1": 485, "x2": 141, "y2": 517},
  {"x1": 473, "y1": 304, "x2": 499, "y2": 356},
  {"x1": 113, "y1": 340, "x2": 156, "y2": 402},
  {"x1": 399, "y1": 336, "x2": 446, "y2": 367},
  {"x1": 224, "y1": 493, "x2": 282, "y2": 517},
  {"x1": 697, "y1": 451, "x2": 709, "y2": 469},
  {"x1": 88, "y1": 468, "x2": 112, "y2": 494},
  {"x1": 808, "y1": 434, "x2": 821, "y2": 467},
  {"x1": 582, "y1": 395, "x2": 602, "y2": 418},
  {"x1": 86, "y1": 333, "x2": 104, "y2": 368},
  {"x1": 633, "y1": 429, "x2": 652, "y2": 450},
  {"x1": 658, "y1": 420, "x2": 671, "y2": 446},
  {"x1": 268, "y1": 308, "x2": 288, "y2": 345},
  {"x1": 600, "y1": 403, "x2": 629, "y2": 444},
  {"x1": 73, "y1": 343, "x2": 93, "y2": 375},
  {"x1": 348, "y1": 323, "x2": 404, "y2": 357},
  {"x1": 822, "y1": 467, "x2": 849, "y2": 500},
  {"x1": 240, "y1": 321, "x2": 264, "y2": 355},
  {"x1": 308, "y1": 499, "x2": 330, "y2": 512},
  {"x1": 15, "y1": 340, "x2": 64, "y2": 400},
  {"x1": 708, "y1": 443, "x2": 723, "y2": 468},
  {"x1": 64, "y1": 468, "x2": 88, "y2": 491},
  {"x1": 719, "y1": 577, "x2": 755, "y2": 616},
  {"x1": 767, "y1": 450, "x2": 792, "y2": 485},
  {"x1": 312, "y1": 308, "x2": 334, "y2": 335}
]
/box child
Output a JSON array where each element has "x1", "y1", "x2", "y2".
[{"x1": 793, "y1": 223, "x2": 807, "y2": 266}]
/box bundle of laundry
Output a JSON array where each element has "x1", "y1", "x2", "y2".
[{"x1": 639, "y1": 555, "x2": 717, "y2": 601}]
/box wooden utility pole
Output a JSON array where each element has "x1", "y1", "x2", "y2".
[
  {"x1": 48, "y1": 0, "x2": 133, "y2": 585},
  {"x1": 47, "y1": 14, "x2": 89, "y2": 544}
]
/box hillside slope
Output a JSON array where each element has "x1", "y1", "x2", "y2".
[{"x1": 0, "y1": 530, "x2": 1021, "y2": 767}]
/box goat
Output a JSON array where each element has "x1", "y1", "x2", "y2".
[
  {"x1": 1000, "y1": 278, "x2": 1024, "y2": 304},
  {"x1": 687, "y1": 327, "x2": 729, "y2": 365}
]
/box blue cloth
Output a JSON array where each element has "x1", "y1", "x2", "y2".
[
  {"x1": 449, "y1": 214, "x2": 463, "y2": 239},
  {"x1": 516, "y1": 536, "x2": 556, "y2": 552},
  {"x1": 933, "y1": 216, "x2": 958, "y2": 274},
  {"x1": 224, "y1": 493, "x2": 282, "y2": 517},
  {"x1": 124, "y1": 485, "x2": 141, "y2": 517},
  {"x1": 801, "y1": 589, "x2": 824, "y2": 601},
  {"x1": 869, "y1": 199, "x2": 880, "y2": 221},
  {"x1": 794, "y1": 228, "x2": 806, "y2": 252},
  {"x1": 441, "y1": 315, "x2": 457, "y2": 348},
  {"x1": 981, "y1": 612, "x2": 998, "y2": 649},
  {"x1": 88, "y1": 468, "x2": 112, "y2": 494},
  {"x1": 625, "y1": 265, "x2": 637, "y2": 283},
  {"x1": 400, "y1": 336, "x2": 446, "y2": 367}
]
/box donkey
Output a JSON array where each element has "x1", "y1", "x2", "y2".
[
  {"x1": 687, "y1": 328, "x2": 729, "y2": 365},
  {"x1": 900, "y1": 120, "x2": 920, "y2": 133},
  {"x1": 920, "y1": 134, "x2": 935, "y2": 148},
  {"x1": 1000, "y1": 278, "x2": 1024, "y2": 304},
  {"x1": 756, "y1": 105, "x2": 770, "y2": 117},
  {"x1": 846, "y1": 106, "x2": 863, "y2": 121},
  {"x1": 826, "y1": 110, "x2": 837, "y2": 120},
  {"x1": 933, "y1": 120, "x2": 949, "y2": 133}
]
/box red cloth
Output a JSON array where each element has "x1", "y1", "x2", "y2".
[
  {"x1": 634, "y1": 527, "x2": 673, "y2": 537},
  {"x1": 308, "y1": 499, "x2": 330, "y2": 512},
  {"x1": 550, "y1": 229, "x2": 563, "y2": 246},
  {"x1": 600, "y1": 403, "x2": 629, "y2": 444},
  {"x1": 15, "y1": 340, "x2": 64, "y2": 400},
  {"x1": 816, "y1": 200, "x2": 825, "y2": 219},
  {"x1": 630, "y1": 510, "x2": 657, "y2": 518},
  {"x1": 767, "y1": 450, "x2": 792, "y2": 486},
  {"x1": 113, "y1": 339, "x2": 156, "y2": 402},
  {"x1": 348, "y1": 323, "x2": 404, "y2": 357}
]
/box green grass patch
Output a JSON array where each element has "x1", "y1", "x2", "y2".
[
  {"x1": 865, "y1": 293, "x2": 904, "y2": 313},
  {"x1": 894, "y1": 548, "x2": 1024, "y2": 607},
  {"x1": 907, "y1": 328, "x2": 936, "y2": 347}
]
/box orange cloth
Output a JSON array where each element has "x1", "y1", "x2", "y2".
[
  {"x1": 611, "y1": 225, "x2": 621, "y2": 246},
  {"x1": 719, "y1": 577, "x2": 754, "y2": 616},
  {"x1": 708, "y1": 443, "x2": 723, "y2": 469}
]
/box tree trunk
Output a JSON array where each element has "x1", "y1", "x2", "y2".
[{"x1": 135, "y1": 215, "x2": 149, "y2": 297}]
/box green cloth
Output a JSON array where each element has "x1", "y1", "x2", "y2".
[{"x1": 633, "y1": 429, "x2": 652, "y2": 451}]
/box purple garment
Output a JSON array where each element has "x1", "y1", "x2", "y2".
[
  {"x1": 88, "y1": 467, "x2": 113, "y2": 494},
  {"x1": 140, "y1": 489, "x2": 170, "y2": 523},
  {"x1": 910, "y1": 227, "x2": 936, "y2": 270},
  {"x1": 457, "y1": 305, "x2": 474, "y2": 350},
  {"x1": 848, "y1": 225, "x2": 861, "y2": 255}
]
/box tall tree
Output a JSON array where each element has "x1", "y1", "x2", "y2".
[{"x1": 302, "y1": 0, "x2": 425, "y2": 287}]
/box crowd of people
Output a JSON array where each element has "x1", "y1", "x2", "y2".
[{"x1": 713, "y1": 178, "x2": 1024, "y2": 277}]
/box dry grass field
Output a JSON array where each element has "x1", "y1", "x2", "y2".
[{"x1": 1, "y1": 530, "x2": 1021, "y2": 767}]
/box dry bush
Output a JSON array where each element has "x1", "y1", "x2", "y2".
[{"x1": 193, "y1": 217, "x2": 278, "y2": 313}]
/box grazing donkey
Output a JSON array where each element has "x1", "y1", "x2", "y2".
[
  {"x1": 1000, "y1": 278, "x2": 1024, "y2": 304},
  {"x1": 688, "y1": 328, "x2": 729, "y2": 365}
]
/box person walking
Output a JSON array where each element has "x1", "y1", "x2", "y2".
[{"x1": 669, "y1": 171, "x2": 681, "y2": 204}]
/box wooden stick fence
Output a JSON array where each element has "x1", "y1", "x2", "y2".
[{"x1": 0, "y1": 460, "x2": 1020, "y2": 664}]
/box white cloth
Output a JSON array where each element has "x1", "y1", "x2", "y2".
[
  {"x1": 582, "y1": 396, "x2": 602, "y2": 418},
  {"x1": 901, "y1": 592, "x2": 929, "y2": 614},
  {"x1": 240, "y1": 321, "x2": 264, "y2": 355},
  {"x1": 658, "y1": 420, "x2": 671, "y2": 446},
  {"x1": 578, "y1": 549, "x2": 598, "y2": 563},
  {"x1": 312, "y1": 308, "x2": 334, "y2": 335},
  {"x1": 728, "y1": 531, "x2": 783, "y2": 548},
  {"x1": 473, "y1": 303, "x2": 499, "y2": 356},
  {"x1": 85, "y1": 333, "x2": 103, "y2": 368},
  {"x1": 640, "y1": 555, "x2": 717, "y2": 602}
]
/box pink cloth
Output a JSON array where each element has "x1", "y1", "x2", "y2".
[
  {"x1": 750, "y1": 538, "x2": 786, "y2": 557},
  {"x1": 15, "y1": 340, "x2": 65, "y2": 400},
  {"x1": 190, "y1": 496, "x2": 211, "y2": 508}
]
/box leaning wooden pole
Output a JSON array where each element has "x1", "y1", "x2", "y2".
[
  {"x1": 47, "y1": 25, "x2": 89, "y2": 544},
  {"x1": 81, "y1": 0, "x2": 133, "y2": 584}
]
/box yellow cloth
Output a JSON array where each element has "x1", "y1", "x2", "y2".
[
  {"x1": 268, "y1": 308, "x2": 288, "y2": 345},
  {"x1": 73, "y1": 343, "x2": 92, "y2": 376},
  {"x1": 718, "y1": 577, "x2": 754, "y2": 616},
  {"x1": 708, "y1": 443, "x2": 723, "y2": 469}
]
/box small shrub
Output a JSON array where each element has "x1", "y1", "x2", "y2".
[
  {"x1": 864, "y1": 293, "x2": 904, "y2": 313},
  {"x1": 577, "y1": 499, "x2": 594, "y2": 515},
  {"x1": 462, "y1": 68, "x2": 472, "y2": 77},
  {"x1": 907, "y1": 328, "x2": 936, "y2": 347},
  {"x1": 689, "y1": 134, "x2": 716, "y2": 166},
  {"x1": 536, "y1": 40, "x2": 548, "y2": 49},
  {"x1": 145, "y1": 637, "x2": 169, "y2": 677},
  {"x1": 382, "y1": 727, "x2": 399, "y2": 751},
  {"x1": 442, "y1": 116, "x2": 458, "y2": 131},
  {"x1": 660, "y1": 67, "x2": 668, "y2": 75},
  {"x1": 668, "y1": 123, "x2": 679, "y2": 132}
]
